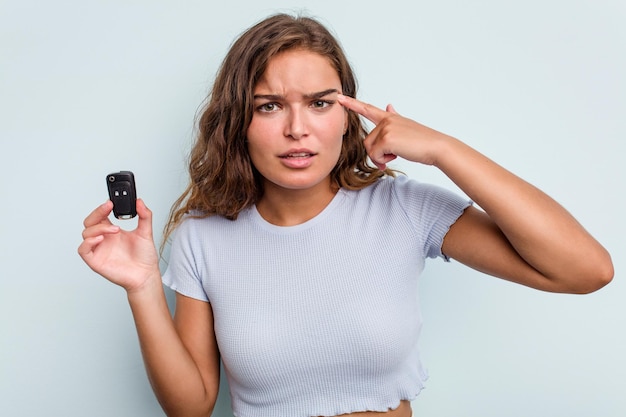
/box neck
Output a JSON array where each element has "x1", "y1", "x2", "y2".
[{"x1": 256, "y1": 181, "x2": 339, "y2": 226}]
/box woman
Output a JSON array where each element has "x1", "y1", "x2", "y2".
[{"x1": 78, "y1": 13, "x2": 613, "y2": 417}]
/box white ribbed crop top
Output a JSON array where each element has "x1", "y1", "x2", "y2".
[{"x1": 163, "y1": 175, "x2": 471, "y2": 417}]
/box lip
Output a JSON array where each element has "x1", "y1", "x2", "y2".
[
  {"x1": 278, "y1": 148, "x2": 316, "y2": 157},
  {"x1": 278, "y1": 148, "x2": 317, "y2": 168}
]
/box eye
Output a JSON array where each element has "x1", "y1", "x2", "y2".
[
  {"x1": 257, "y1": 102, "x2": 280, "y2": 113},
  {"x1": 310, "y1": 100, "x2": 334, "y2": 110}
]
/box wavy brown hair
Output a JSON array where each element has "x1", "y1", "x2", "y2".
[{"x1": 162, "y1": 13, "x2": 394, "y2": 246}]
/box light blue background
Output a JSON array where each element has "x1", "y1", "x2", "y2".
[{"x1": 1, "y1": 1, "x2": 624, "y2": 416}]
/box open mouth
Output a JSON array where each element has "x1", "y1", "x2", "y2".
[{"x1": 280, "y1": 152, "x2": 315, "y2": 158}]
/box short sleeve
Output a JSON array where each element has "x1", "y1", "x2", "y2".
[
  {"x1": 162, "y1": 218, "x2": 210, "y2": 302},
  {"x1": 391, "y1": 176, "x2": 472, "y2": 261}
]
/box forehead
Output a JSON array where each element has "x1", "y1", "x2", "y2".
[{"x1": 254, "y1": 49, "x2": 341, "y2": 94}]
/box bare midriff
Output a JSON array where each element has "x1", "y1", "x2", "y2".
[{"x1": 326, "y1": 400, "x2": 412, "y2": 417}]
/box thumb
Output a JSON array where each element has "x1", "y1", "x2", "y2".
[{"x1": 135, "y1": 199, "x2": 154, "y2": 237}]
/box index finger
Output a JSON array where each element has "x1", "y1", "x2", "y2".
[
  {"x1": 83, "y1": 200, "x2": 114, "y2": 228},
  {"x1": 337, "y1": 94, "x2": 388, "y2": 125}
]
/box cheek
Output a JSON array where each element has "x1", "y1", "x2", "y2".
[
  {"x1": 331, "y1": 113, "x2": 348, "y2": 149},
  {"x1": 246, "y1": 117, "x2": 264, "y2": 144},
  {"x1": 321, "y1": 110, "x2": 348, "y2": 140},
  {"x1": 246, "y1": 119, "x2": 273, "y2": 153},
  {"x1": 245, "y1": 129, "x2": 265, "y2": 170}
]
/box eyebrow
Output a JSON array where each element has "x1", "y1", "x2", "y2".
[{"x1": 253, "y1": 88, "x2": 339, "y2": 101}]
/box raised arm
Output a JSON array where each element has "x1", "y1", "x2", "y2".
[
  {"x1": 337, "y1": 94, "x2": 613, "y2": 293},
  {"x1": 78, "y1": 200, "x2": 220, "y2": 416}
]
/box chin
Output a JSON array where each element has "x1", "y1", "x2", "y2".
[{"x1": 270, "y1": 176, "x2": 333, "y2": 192}]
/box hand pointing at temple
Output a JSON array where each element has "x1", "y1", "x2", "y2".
[{"x1": 337, "y1": 94, "x2": 451, "y2": 170}]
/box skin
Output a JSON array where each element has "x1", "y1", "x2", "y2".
[
  {"x1": 336, "y1": 94, "x2": 613, "y2": 293},
  {"x1": 78, "y1": 49, "x2": 613, "y2": 417},
  {"x1": 247, "y1": 50, "x2": 348, "y2": 226}
]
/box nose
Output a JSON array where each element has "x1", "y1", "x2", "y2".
[{"x1": 284, "y1": 107, "x2": 308, "y2": 140}]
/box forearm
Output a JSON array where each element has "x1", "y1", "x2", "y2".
[
  {"x1": 434, "y1": 134, "x2": 613, "y2": 290},
  {"x1": 127, "y1": 277, "x2": 215, "y2": 417},
  {"x1": 336, "y1": 94, "x2": 613, "y2": 291}
]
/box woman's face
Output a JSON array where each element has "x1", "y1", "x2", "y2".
[{"x1": 246, "y1": 49, "x2": 347, "y2": 195}]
